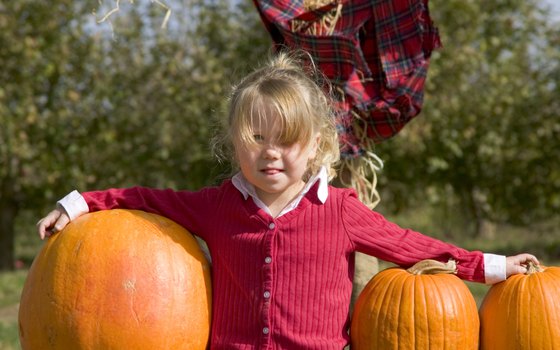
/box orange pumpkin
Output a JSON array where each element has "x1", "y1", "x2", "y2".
[
  {"x1": 479, "y1": 263, "x2": 560, "y2": 349},
  {"x1": 351, "y1": 259, "x2": 479, "y2": 350},
  {"x1": 19, "y1": 209, "x2": 212, "y2": 350}
]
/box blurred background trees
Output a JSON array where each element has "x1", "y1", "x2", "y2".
[
  {"x1": 0, "y1": 0, "x2": 269, "y2": 270},
  {"x1": 0, "y1": 0, "x2": 558, "y2": 270},
  {"x1": 376, "y1": 0, "x2": 560, "y2": 237}
]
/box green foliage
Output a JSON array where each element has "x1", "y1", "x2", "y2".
[
  {"x1": 0, "y1": 0, "x2": 270, "y2": 269},
  {"x1": 377, "y1": 0, "x2": 560, "y2": 233},
  {"x1": 0, "y1": 0, "x2": 269, "y2": 197},
  {"x1": 1, "y1": 0, "x2": 559, "y2": 271}
]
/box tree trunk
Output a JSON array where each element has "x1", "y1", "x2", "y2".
[
  {"x1": 459, "y1": 185, "x2": 485, "y2": 238},
  {"x1": 0, "y1": 200, "x2": 17, "y2": 271},
  {"x1": 0, "y1": 172, "x2": 20, "y2": 271}
]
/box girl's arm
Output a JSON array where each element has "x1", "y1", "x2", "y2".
[
  {"x1": 342, "y1": 191, "x2": 538, "y2": 283},
  {"x1": 37, "y1": 185, "x2": 222, "y2": 240}
]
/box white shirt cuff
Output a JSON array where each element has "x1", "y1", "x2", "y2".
[
  {"x1": 57, "y1": 190, "x2": 89, "y2": 221},
  {"x1": 483, "y1": 253, "x2": 506, "y2": 284}
]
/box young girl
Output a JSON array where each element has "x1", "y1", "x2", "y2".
[{"x1": 37, "y1": 52, "x2": 537, "y2": 349}]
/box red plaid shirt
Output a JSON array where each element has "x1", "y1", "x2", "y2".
[{"x1": 253, "y1": 0, "x2": 441, "y2": 157}]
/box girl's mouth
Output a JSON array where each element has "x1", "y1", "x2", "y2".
[{"x1": 261, "y1": 168, "x2": 282, "y2": 175}]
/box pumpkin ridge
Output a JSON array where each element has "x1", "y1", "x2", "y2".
[
  {"x1": 397, "y1": 272, "x2": 413, "y2": 349},
  {"x1": 374, "y1": 270, "x2": 401, "y2": 348},
  {"x1": 452, "y1": 274, "x2": 477, "y2": 347},
  {"x1": 395, "y1": 271, "x2": 414, "y2": 349},
  {"x1": 432, "y1": 274, "x2": 449, "y2": 348},
  {"x1": 429, "y1": 275, "x2": 447, "y2": 349},
  {"x1": 536, "y1": 271, "x2": 554, "y2": 348},
  {"x1": 450, "y1": 275, "x2": 463, "y2": 347},
  {"x1": 549, "y1": 269, "x2": 560, "y2": 348},
  {"x1": 519, "y1": 273, "x2": 532, "y2": 347},
  {"x1": 162, "y1": 228, "x2": 177, "y2": 347},
  {"x1": 377, "y1": 270, "x2": 402, "y2": 347},
  {"x1": 414, "y1": 274, "x2": 425, "y2": 349}
]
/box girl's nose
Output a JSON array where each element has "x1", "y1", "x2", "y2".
[{"x1": 262, "y1": 144, "x2": 281, "y2": 159}]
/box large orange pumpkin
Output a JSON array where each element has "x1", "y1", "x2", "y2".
[
  {"x1": 351, "y1": 259, "x2": 479, "y2": 350},
  {"x1": 479, "y1": 263, "x2": 560, "y2": 349},
  {"x1": 19, "y1": 209, "x2": 212, "y2": 350}
]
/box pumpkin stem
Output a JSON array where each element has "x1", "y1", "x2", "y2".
[
  {"x1": 406, "y1": 259, "x2": 457, "y2": 275},
  {"x1": 525, "y1": 261, "x2": 543, "y2": 275}
]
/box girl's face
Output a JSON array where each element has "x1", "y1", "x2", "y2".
[{"x1": 234, "y1": 113, "x2": 319, "y2": 207}]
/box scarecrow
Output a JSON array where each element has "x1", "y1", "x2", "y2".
[{"x1": 252, "y1": 0, "x2": 441, "y2": 208}]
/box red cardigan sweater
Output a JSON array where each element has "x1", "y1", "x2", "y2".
[{"x1": 81, "y1": 180, "x2": 485, "y2": 349}]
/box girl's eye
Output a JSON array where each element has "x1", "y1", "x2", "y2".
[{"x1": 253, "y1": 134, "x2": 264, "y2": 142}]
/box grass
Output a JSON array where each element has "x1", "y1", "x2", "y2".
[
  {"x1": 0, "y1": 213, "x2": 38, "y2": 350},
  {"x1": 1, "y1": 209, "x2": 558, "y2": 349},
  {"x1": 0, "y1": 270, "x2": 27, "y2": 350}
]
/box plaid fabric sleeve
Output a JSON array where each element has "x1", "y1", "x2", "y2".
[{"x1": 252, "y1": 0, "x2": 441, "y2": 158}]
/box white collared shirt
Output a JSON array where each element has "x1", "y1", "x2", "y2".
[{"x1": 231, "y1": 166, "x2": 329, "y2": 218}]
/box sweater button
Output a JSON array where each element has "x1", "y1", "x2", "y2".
[
  {"x1": 263, "y1": 327, "x2": 270, "y2": 335},
  {"x1": 268, "y1": 222, "x2": 275, "y2": 229},
  {"x1": 263, "y1": 291, "x2": 271, "y2": 299},
  {"x1": 265, "y1": 256, "x2": 272, "y2": 264}
]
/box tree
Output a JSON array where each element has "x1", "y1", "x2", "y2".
[
  {"x1": 376, "y1": 0, "x2": 560, "y2": 236},
  {"x1": 0, "y1": 0, "x2": 95, "y2": 270},
  {"x1": 0, "y1": 0, "x2": 269, "y2": 270}
]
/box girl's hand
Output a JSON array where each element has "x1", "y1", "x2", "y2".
[
  {"x1": 505, "y1": 253, "x2": 540, "y2": 277},
  {"x1": 36, "y1": 207, "x2": 70, "y2": 240}
]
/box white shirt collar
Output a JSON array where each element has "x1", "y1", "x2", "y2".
[{"x1": 232, "y1": 166, "x2": 329, "y2": 217}]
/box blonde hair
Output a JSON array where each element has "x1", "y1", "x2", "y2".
[{"x1": 215, "y1": 51, "x2": 340, "y2": 180}]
